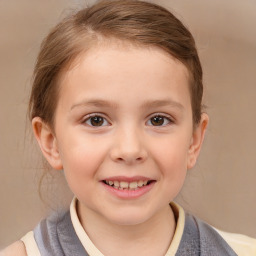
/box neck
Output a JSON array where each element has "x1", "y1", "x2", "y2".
[{"x1": 77, "y1": 203, "x2": 176, "y2": 256}]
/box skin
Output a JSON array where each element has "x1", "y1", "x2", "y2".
[
  {"x1": 6, "y1": 43, "x2": 208, "y2": 256},
  {"x1": 0, "y1": 241, "x2": 26, "y2": 256}
]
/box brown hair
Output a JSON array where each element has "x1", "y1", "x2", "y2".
[{"x1": 29, "y1": 0, "x2": 203, "y2": 127}]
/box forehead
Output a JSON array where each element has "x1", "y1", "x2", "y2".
[
  {"x1": 57, "y1": 42, "x2": 191, "y2": 110},
  {"x1": 61, "y1": 40, "x2": 190, "y2": 81}
]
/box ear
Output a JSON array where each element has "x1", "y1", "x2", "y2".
[
  {"x1": 32, "y1": 117, "x2": 63, "y2": 170},
  {"x1": 187, "y1": 113, "x2": 209, "y2": 169}
]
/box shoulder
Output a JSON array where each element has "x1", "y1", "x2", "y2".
[
  {"x1": 213, "y1": 227, "x2": 256, "y2": 256},
  {"x1": 187, "y1": 214, "x2": 255, "y2": 255},
  {"x1": 0, "y1": 241, "x2": 27, "y2": 256}
]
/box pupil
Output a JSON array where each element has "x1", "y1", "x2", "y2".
[
  {"x1": 91, "y1": 116, "x2": 103, "y2": 126},
  {"x1": 151, "y1": 116, "x2": 164, "y2": 126}
]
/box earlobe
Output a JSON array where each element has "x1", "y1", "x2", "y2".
[
  {"x1": 187, "y1": 113, "x2": 209, "y2": 169},
  {"x1": 32, "y1": 117, "x2": 63, "y2": 170}
]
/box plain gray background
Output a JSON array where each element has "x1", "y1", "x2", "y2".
[{"x1": 1, "y1": 0, "x2": 256, "y2": 248}]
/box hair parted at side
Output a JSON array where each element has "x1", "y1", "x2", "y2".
[{"x1": 29, "y1": 0, "x2": 203, "y2": 127}]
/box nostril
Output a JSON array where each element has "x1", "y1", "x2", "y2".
[
  {"x1": 115, "y1": 156, "x2": 144, "y2": 164},
  {"x1": 110, "y1": 146, "x2": 148, "y2": 164}
]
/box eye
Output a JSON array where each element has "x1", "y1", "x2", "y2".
[
  {"x1": 83, "y1": 115, "x2": 109, "y2": 127},
  {"x1": 147, "y1": 114, "x2": 172, "y2": 126}
]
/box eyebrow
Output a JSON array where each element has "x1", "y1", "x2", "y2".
[
  {"x1": 70, "y1": 98, "x2": 184, "y2": 111},
  {"x1": 141, "y1": 99, "x2": 184, "y2": 110},
  {"x1": 70, "y1": 99, "x2": 119, "y2": 111}
]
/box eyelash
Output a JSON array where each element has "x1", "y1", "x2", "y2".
[{"x1": 82, "y1": 113, "x2": 174, "y2": 127}]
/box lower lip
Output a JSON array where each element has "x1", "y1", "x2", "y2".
[{"x1": 101, "y1": 181, "x2": 155, "y2": 199}]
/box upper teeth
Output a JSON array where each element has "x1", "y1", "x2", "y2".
[{"x1": 105, "y1": 180, "x2": 148, "y2": 189}]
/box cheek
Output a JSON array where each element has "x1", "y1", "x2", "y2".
[
  {"x1": 151, "y1": 135, "x2": 190, "y2": 170},
  {"x1": 58, "y1": 136, "x2": 108, "y2": 182},
  {"x1": 60, "y1": 146, "x2": 105, "y2": 199},
  {"x1": 150, "y1": 135, "x2": 190, "y2": 194}
]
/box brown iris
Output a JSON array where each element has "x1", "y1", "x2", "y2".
[
  {"x1": 151, "y1": 116, "x2": 164, "y2": 126},
  {"x1": 90, "y1": 116, "x2": 104, "y2": 126}
]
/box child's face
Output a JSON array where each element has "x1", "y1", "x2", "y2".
[{"x1": 34, "y1": 43, "x2": 207, "y2": 226}]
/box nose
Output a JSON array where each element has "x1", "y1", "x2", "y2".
[{"x1": 109, "y1": 126, "x2": 148, "y2": 165}]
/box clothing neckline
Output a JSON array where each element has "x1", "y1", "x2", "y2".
[{"x1": 69, "y1": 198, "x2": 185, "y2": 256}]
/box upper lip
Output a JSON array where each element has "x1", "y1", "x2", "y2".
[{"x1": 102, "y1": 176, "x2": 154, "y2": 182}]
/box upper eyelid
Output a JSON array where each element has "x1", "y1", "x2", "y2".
[
  {"x1": 82, "y1": 112, "x2": 108, "y2": 120},
  {"x1": 82, "y1": 113, "x2": 111, "y2": 124},
  {"x1": 147, "y1": 112, "x2": 174, "y2": 121}
]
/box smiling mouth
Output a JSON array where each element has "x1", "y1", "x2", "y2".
[{"x1": 102, "y1": 180, "x2": 154, "y2": 190}]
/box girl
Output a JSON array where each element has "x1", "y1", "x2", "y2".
[{"x1": 2, "y1": 0, "x2": 256, "y2": 255}]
